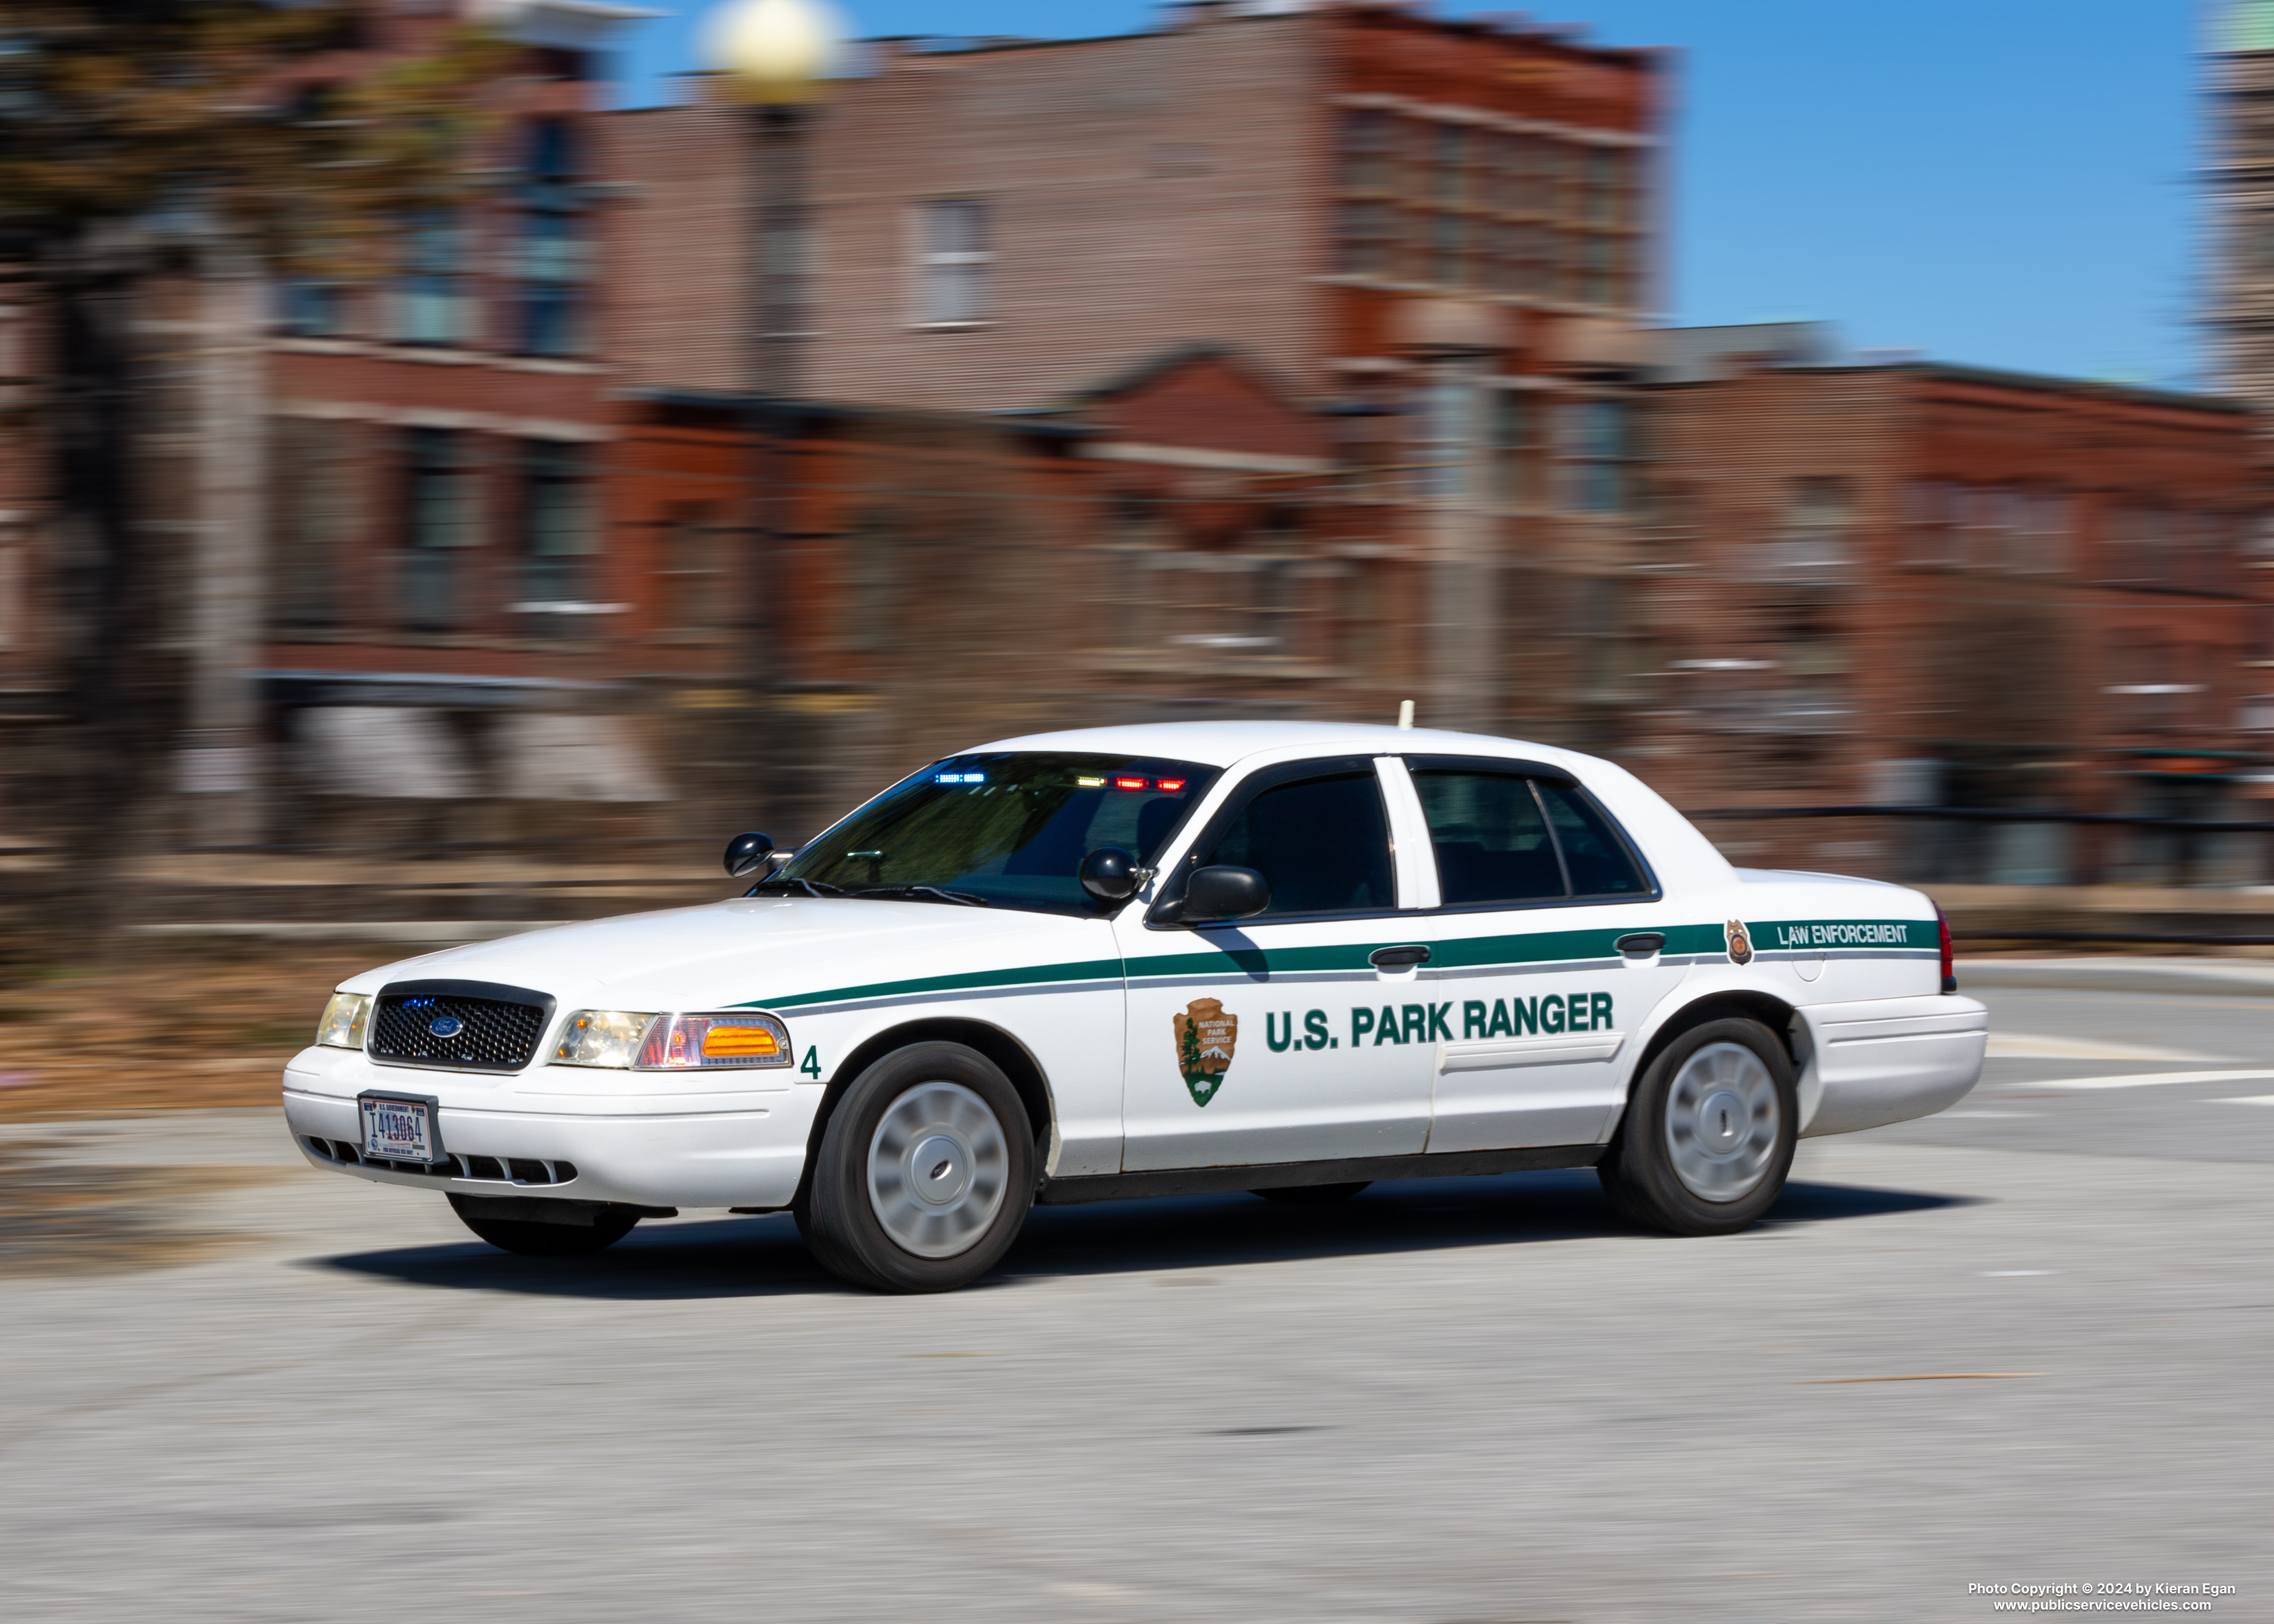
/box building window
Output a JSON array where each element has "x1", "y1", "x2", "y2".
[
  {"x1": 1489, "y1": 388, "x2": 1532, "y2": 508},
  {"x1": 1099, "y1": 494, "x2": 1166, "y2": 651},
  {"x1": 1558, "y1": 399, "x2": 1632, "y2": 514},
  {"x1": 515, "y1": 119, "x2": 588, "y2": 358},
  {"x1": 917, "y1": 199, "x2": 990, "y2": 325},
  {"x1": 2017, "y1": 491, "x2": 2075, "y2": 575},
  {"x1": 1779, "y1": 477, "x2": 1853, "y2": 575},
  {"x1": 1432, "y1": 212, "x2": 1467, "y2": 289},
  {"x1": 1413, "y1": 374, "x2": 1481, "y2": 503},
  {"x1": 0, "y1": 524, "x2": 19, "y2": 653},
  {"x1": 2103, "y1": 504, "x2": 2167, "y2": 586},
  {"x1": 1338, "y1": 109, "x2": 1392, "y2": 196},
  {"x1": 1328, "y1": 118, "x2": 1638, "y2": 308},
  {"x1": 278, "y1": 279, "x2": 349, "y2": 338},
  {"x1": 2166, "y1": 510, "x2": 2231, "y2": 594},
  {"x1": 660, "y1": 503, "x2": 729, "y2": 636},
  {"x1": 1904, "y1": 480, "x2": 1961, "y2": 566},
  {"x1": 1330, "y1": 396, "x2": 1399, "y2": 502},
  {"x1": 271, "y1": 418, "x2": 356, "y2": 631},
  {"x1": 518, "y1": 441, "x2": 599, "y2": 615},
  {"x1": 402, "y1": 428, "x2": 480, "y2": 632},
  {"x1": 397, "y1": 209, "x2": 468, "y2": 346},
  {"x1": 846, "y1": 508, "x2": 902, "y2": 652},
  {"x1": 1335, "y1": 199, "x2": 1394, "y2": 279}
]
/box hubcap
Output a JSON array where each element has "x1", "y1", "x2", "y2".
[
  {"x1": 1664, "y1": 1041, "x2": 1781, "y2": 1203},
  {"x1": 867, "y1": 1081, "x2": 1009, "y2": 1258}
]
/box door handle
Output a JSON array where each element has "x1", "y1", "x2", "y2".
[
  {"x1": 1615, "y1": 932, "x2": 1666, "y2": 955},
  {"x1": 1369, "y1": 944, "x2": 1431, "y2": 970}
]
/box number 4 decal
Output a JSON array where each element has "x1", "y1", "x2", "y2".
[{"x1": 800, "y1": 1046, "x2": 822, "y2": 1080}]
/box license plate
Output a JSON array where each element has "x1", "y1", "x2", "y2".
[{"x1": 361, "y1": 1096, "x2": 436, "y2": 1163}]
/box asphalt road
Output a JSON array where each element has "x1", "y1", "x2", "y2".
[{"x1": 3, "y1": 972, "x2": 2270, "y2": 1623}]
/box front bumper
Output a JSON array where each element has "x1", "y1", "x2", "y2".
[{"x1": 281, "y1": 1047, "x2": 823, "y2": 1210}]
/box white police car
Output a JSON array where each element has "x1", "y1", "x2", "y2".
[{"x1": 284, "y1": 721, "x2": 1988, "y2": 1292}]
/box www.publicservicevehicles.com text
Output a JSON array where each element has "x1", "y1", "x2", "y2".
[{"x1": 1973, "y1": 1581, "x2": 2236, "y2": 1612}]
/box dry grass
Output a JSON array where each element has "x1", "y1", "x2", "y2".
[
  {"x1": 0, "y1": 1140, "x2": 281, "y2": 1275},
  {"x1": 0, "y1": 941, "x2": 388, "y2": 1121}
]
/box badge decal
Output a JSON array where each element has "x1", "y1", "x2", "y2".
[
  {"x1": 1173, "y1": 997, "x2": 1239, "y2": 1107},
  {"x1": 1726, "y1": 919, "x2": 1754, "y2": 966}
]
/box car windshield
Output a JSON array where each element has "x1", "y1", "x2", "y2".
[{"x1": 767, "y1": 753, "x2": 1221, "y2": 916}]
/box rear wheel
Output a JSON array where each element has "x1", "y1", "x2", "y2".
[
  {"x1": 1250, "y1": 1181, "x2": 1371, "y2": 1206},
  {"x1": 448, "y1": 1193, "x2": 641, "y2": 1256},
  {"x1": 798, "y1": 1041, "x2": 1035, "y2": 1293},
  {"x1": 1598, "y1": 1016, "x2": 1796, "y2": 1236}
]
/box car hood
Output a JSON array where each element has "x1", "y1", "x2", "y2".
[{"x1": 338, "y1": 895, "x2": 1120, "y2": 1015}]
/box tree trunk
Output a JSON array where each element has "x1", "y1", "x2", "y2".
[{"x1": 44, "y1": 228, "x2": 162, "y2": 945}]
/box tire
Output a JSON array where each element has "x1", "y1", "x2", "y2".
[
  {"x1": 1597, "y1": 1016, "x2": 1797, "y2": 1236},
  {"x1": 1250, "y1": 1181, "x2": 1371, "y2": 1206},
  {"x1": 448, "y1": 1193, "x2": 641, "y2": 1256},
  {"x1": 797, "y1": 1041, "x2": 1036, "y2": 1293}
]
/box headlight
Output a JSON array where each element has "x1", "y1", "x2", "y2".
[
  {"x1": 635, "y1": 1012, "x2": 793, "y2": 1070},
  {"x1": 553, "y1": 1010, "x2": 660, "y2": 1068},
  {"x1": 316, "y1": 993, "x2": 371, "y2": 1050},
  {"x1": 550, "y1": 1010, "x2": 793, "y2": 1070}
]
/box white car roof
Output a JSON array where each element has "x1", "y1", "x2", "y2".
[{"x1": 964, "y1": 720, "x2": 1600, "y2": 773}]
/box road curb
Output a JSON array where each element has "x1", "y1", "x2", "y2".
[{"x1": 1959, "y1": 956, "x2": 2274, "y2": 997}]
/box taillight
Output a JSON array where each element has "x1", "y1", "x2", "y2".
[{"x1": 1936, "y1": 903, "x2": 1956, "y2": 994}]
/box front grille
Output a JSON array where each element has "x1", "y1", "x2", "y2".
[
  {"x1": 306, "y1": 1136, "x2": 578, "y2": 1186},
  {"x1": 370, "y1": 979, "x2": 551, "y2": 1073}
]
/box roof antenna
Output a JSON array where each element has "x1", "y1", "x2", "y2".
[{"x1": 1396, "y1": 699, "x2": 1415, "y2": 730}]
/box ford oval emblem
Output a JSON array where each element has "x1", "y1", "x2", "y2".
[{"x1": 428, "y1": 1015, "x2": 465, "y2": 1040}]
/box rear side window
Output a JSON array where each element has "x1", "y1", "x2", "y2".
[
  {"x1": 1535, "y1": 780, "x2": 1648, "y2": 896},
  {"x1": 1195, "y1": 771, "x2": 1395, "y2": 918},
  {"x1": 1411, "y1": 771, "x2": 1564, "y2": 905},
  {"x1": 1411, "y1": 768, "x2": 1649, "y2": 905}
]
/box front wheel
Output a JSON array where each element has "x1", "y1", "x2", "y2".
[
  {"x1": 798, "y1": 1042, "x2": 1035, "y2": 1293},
  {"x1": 1597, "y1": 1017, "x2": 1796, "y2": 1236}
]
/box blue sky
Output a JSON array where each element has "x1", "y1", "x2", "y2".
[{"x1": 617, "y1": 1, "x2": 2208, "y2": 388}]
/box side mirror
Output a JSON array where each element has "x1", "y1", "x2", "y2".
[
  {"x1": 724, "y1": 831, "x2": 775, "y2": 878},
  {"x1": 1080, "y1": 846, "x2": 1141, "y2": 903},
  {"x1": 1179, "y1": 865, "x2": 1270, "y2": 923}
]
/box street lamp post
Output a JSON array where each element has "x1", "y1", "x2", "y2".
[
  {"x1": 705, "y1": 0, "x2": 844, "y2": 839},
  {"x1": 1398, "y1": 299, "x2": 1505, "y2": 734}
]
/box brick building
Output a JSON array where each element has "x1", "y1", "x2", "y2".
[
  {"x1": 21, "y1": 0, "x2": 2257, "y2": 879},
  {"x1": 613, "y1": 1, "x2": 1672, "y2": 754},
  {"x1": 0, "y1": 2, "x2": 676, "y2": 851},
  {"x1": 2208, "y1": 1, "x2": 2274, "y2": 419},
  {"x1": 1644, "y1": 325, "x2": 2268, "y2": 883},
  {"x1": 241, "y1": 1, "x2": 659, "y2": 848}
]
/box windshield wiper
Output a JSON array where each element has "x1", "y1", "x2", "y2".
[
  {"x1": 747, "y1": 876, "x2": 848, "y2": 898},
  {"x1": 856, "y1": 885, "x2": 990, "y2": 908}
]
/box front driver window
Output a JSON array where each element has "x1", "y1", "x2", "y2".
[
  {"x1": 1194, "y1": 771, "x2": 1394, "y2": 918},
  {"x1": 774, "y1": 752, "x2": 1217, "y2": 915}
]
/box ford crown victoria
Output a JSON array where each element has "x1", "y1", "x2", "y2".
[{"x1": 284, "y1": 721, "x2": 1989, "y2": 1291}]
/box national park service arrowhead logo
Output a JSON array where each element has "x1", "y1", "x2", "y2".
[
  {"x1": 1173, "y1": 998, "x2": 1238, "y2": 1107},
  {"x1": 1726, "y1": 919, "x2": 1754, "y2": 966}
]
